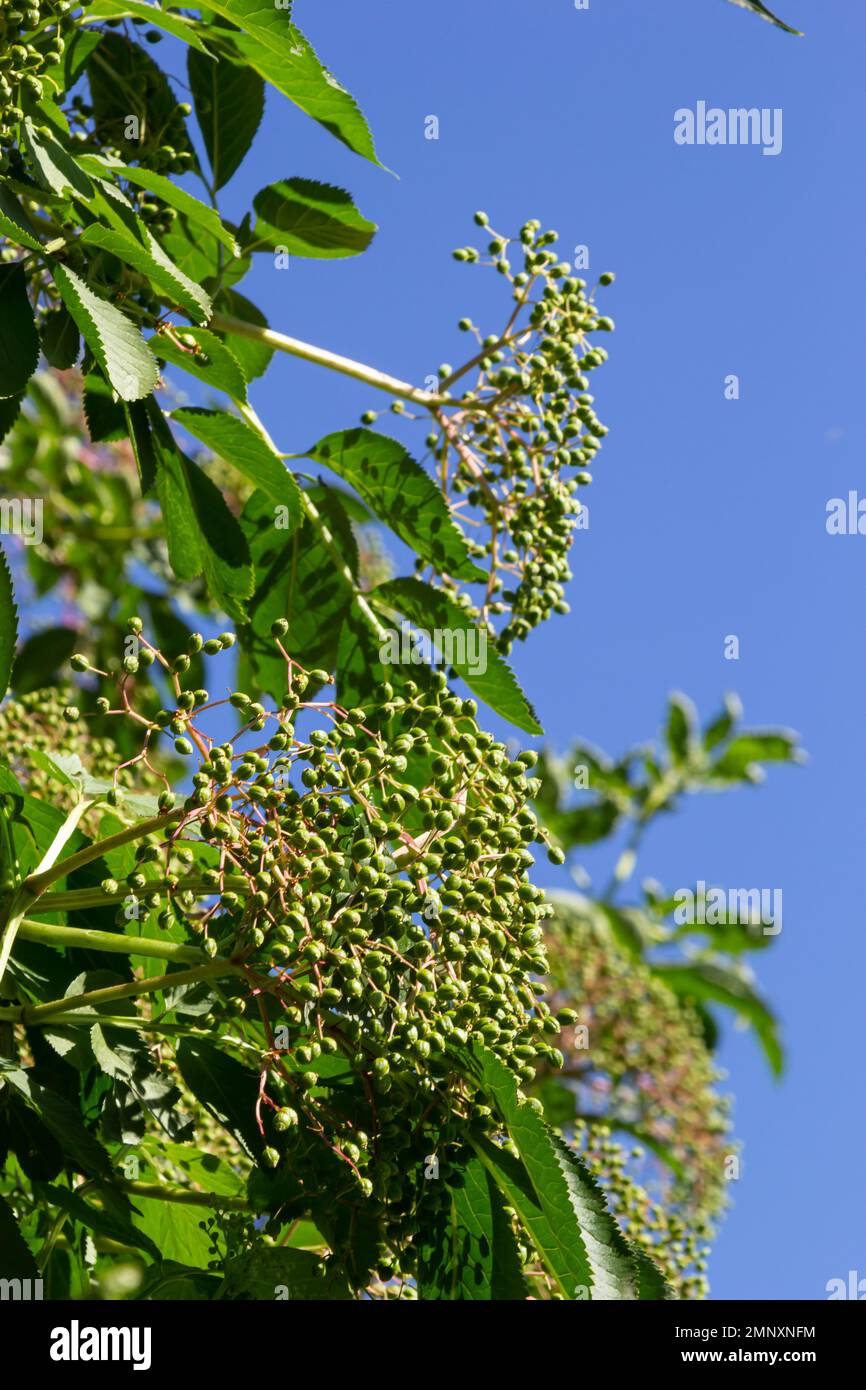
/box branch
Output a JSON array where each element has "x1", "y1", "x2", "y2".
[{"x1": 211, "y1": 310, "x2": 453, "y2": 409}]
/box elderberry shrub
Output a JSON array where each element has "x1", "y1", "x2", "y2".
[
  {"x1": 367, "y1": 216, "x2": 614, "y2": 656},
  {"x1": 76, "y1": 618, "x2": 567, "y2": 1285}
]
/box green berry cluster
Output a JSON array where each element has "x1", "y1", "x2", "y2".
[
  {"x1": 541, "y1": 898, "x2": 732, "y2": 1222},
  {"x1": 77, "y1": 620, "x2": 568, "y2": 1284},
  {"x1": 0, "y1": 684, "x2": 154, "y2": 806},
  {"x1": 389, "y1": 215, "x2": 613, "y2": 655},
  {"x1": 0, "y1": 0, "x2": 74, "y2": 161}
]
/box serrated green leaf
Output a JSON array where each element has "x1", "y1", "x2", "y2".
[
  {"x1": 371, "y1": 577, "x2": 542, "y2": 735},
  {"x1": 304, "y1": 429, "x2": 482, "y2": 581},
  {"x1": 176, "y1": 1038, "x2": 263, "y2": 1160},
  {"x1": 81, "y1": 222, "x2": 212, "y2": 324},
  {"x1": 36, "y1": 1182, "x2": 161, "y2": 1259},
  {"x1": 188, "y1": 45, "x2": 265, "y2": 191},
  {"x1": 87, "y1": 31, "x2": 199, "y2": 171},
  {"x1": 0, "y1": 264, "x2": 39, "y2": 399},
  {"x1": 174, "y1": 408, "x2": 301, "y2": 525},
  {"x1": 0, "y1": 182, "x2": 42, "y2": 251},
  {"x1": 22, "y1": 117, "x2": 93, "y2": 199},
  {"x1": 0, "y1": 394, "x2": 24, "y2": 445},
  {"x1": 201, "y1": 2, "x2": 381, "y2": 165},
  {"x1": 250, "y1": 178, "x2": 376, "y2": 258},
  {"x1": 466, "y1": 1044, "x2": 657, "y2": 1300},
  {"x1": 149, "y1": 406, "x2": 253, "y2": 617},
  {"x1": 0, "y1": 543, "x2": 17, "y2": 702},
  {"x1": 240, "y1": 486, "x2": 355, "y2": 693},
  {"x1": 4, "y1": 1068, "x2": 114, "y2": 1178},
  {"x1": 51, "y1": 263, "x2": 158, "y2": 402},
  {"x1": 84, "y1": 371, "x2": 126, "y2": 443},
  {"x1": 41, "y1": 306, "x2": 80, "y2": 370},
  {"x1": 151, "y1": 329, "x2": 248, "y2": 402},
  {"x1": 79, "y1": 157, "x2": 239, "y2": 256},
  {"x1": 417, "y1": 1153, "x2": 528, "y2": 1299},
  {"x1": 0, "y1": 1194, "x2": 39, "y2": 1279},
  {"x1": 83, "y1": 0, "x2": 214, "y2": 53}
]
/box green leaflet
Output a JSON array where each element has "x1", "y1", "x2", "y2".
[
  {"x1": 200, "y1": 2, "x2": 382, "y2": 165},
  {"x1": 0, "y1": 182, "x2": 42, "y2": 252},
  {"x1": 36, "y1": 1182, "x2": 161, "y2": 1260},
  {"x1": 131, "y1": 1195, "x2": 214, "y2": 1268},
  {"x1": 172, "y1": 408, "x2": 302, "y2": 528},
  {"x1": 711, "y1": 731, "x2": 802, "y2": 781},
  {"x1": 22, "y1": 117, "x2": 93, "y2": 200},
  {"x1": 0, "y1": 394, "x2": 24, "y2": 446},
  {"x1": 149, "y1": 406, "x2": 254, "y2": 618},
  {"x1": 176, "y1": 1038, "x2": 263, "y2": 1161},
  {"x1": 303, "y1": 428, "x2": 482, "y2": 581},
  {"x1": 0, "y1": 1194, "x2": 39, "y2": 1279},
  {"x1": 726, "y1": 0, "x2": 803, "y2": 35},
  {"x1": 250, "y1": 178, "x2": 377, "y2": 258},
  {"x1": 371, "y1": 577, "x2": 543, "y2": 735},
  {"x1": 0, "y1": 264, "x2": 40, "y2": 400},
  {"x1": 80, "y1": 223, "x2": 212, "y2": 325},
  {"x1": 51, "y1": 264, "x2": 159, "y2": 402},
  {"x1": 417, "y1": 1154, "x2": 528, "y2": 1300},
  {"x1": 3, "y1": 1067, "x2": 115, "y2": 1179},
  {"x1": 0, "y1": 543, "x2": 17, "y2": 702},
  {"x1": 188, "y1": 46, "x2": 265, "y2": 191},
  {"x1": 87, "y1": 31, "x2": 199, "y2": 171},
  {"x1": 666, "y1": 692, "x2": 697, "y2": 764},
  {"x1": 79, "y1": 157, "x2": 240, "y2": 256},
  {"x1": 240, "y1": 486, "x2": 356, "y2": 693},
  {"x1": 41, "y1": 306, "x2": 80, "y2": 371},
  {"x1": 153, "y1": 329, "x2": 248, "y2": 402},
  {"x1": 652, "y1": 961, "x2": 784, "y2": 1075},
  {"x1": 83, "y1": 0, "x2": 214, "y2": 53},
  {"x1": 466, "y1": 1044, "x2": 664, "y2": 1300}
]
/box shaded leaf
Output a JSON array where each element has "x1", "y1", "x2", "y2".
[
  {"x1": 173, "y1": 408, "x2": 302, "y2": 527},
  {"x1": 202, "y1": 2, "x2": 381, "y2": 164},
  {"x1": 188, "y1": 45, "x2": 265, "y2": 190},
  {"x1": 372, "y1": 577, "x2": 542, "y2": 735},
  {"x1": 304, "y1": 428, "x2": 482, "y2": 580},
  {"x1": 0, "y1": 263, "x2": 39, "y2": 399},
  {"x1": 250, "y1": 178, "x2": 376, "y2": 258}
]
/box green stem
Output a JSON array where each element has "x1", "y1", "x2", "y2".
[
  {"x1": 120, "y1": 1180, "x2": 250, "y2": 1211},
  {"x1": 23, "y1": 809, "x2": 184, "y2": 898},
  {"x1": 212, "y1": 310, "x2": 452, "y2": 409},
  {"x1": 17, "y1": 919, "x2": 210, "y2": 964},
  {"x1": 30, "y1": 872, "x2": 247, "y2": 915},
  {"x1": 6, "y1": 959, "x2": 232, "y2": 1026},
  {"x1": 0, "y1": 799, "x2": 94, "y2": 989}
]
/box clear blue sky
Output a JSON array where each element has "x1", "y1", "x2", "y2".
[{"x1": 196, "y1": 0, "x2": 862, "y2": 1299}]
